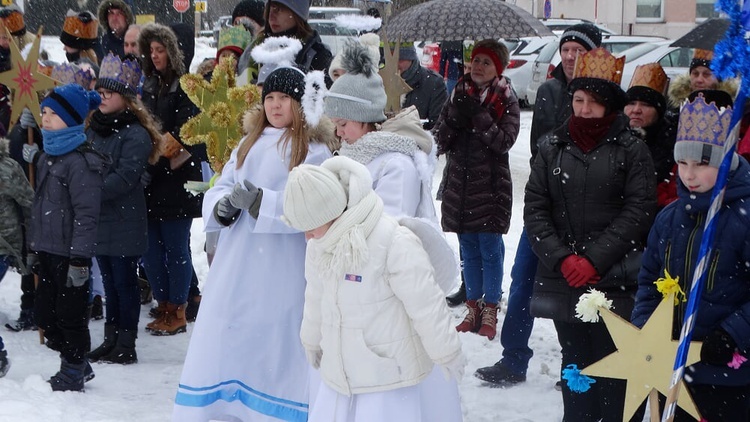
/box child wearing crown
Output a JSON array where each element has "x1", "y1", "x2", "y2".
[{"x1": 632, "y1": 90, "x2": 750, "y2": 421}]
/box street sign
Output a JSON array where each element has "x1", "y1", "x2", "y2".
[
  {"x1": 173, "y1": 0, "x2": 189, "y2": 13},
  {"x1": 195, "y1": 1, "x2": 207, "y2": 13}
]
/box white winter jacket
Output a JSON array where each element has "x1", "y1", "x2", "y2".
[{"x1": 300, "y1": 214, "x2": 462, "y2": 396}]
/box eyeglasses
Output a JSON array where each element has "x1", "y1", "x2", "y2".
[{"x1": 97, "y1": 89, "x2": 114, "y2": 99}]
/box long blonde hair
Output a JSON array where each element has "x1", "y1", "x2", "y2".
[{"x1": 236, "y1": 100, "x2": 310, "y2": 171}]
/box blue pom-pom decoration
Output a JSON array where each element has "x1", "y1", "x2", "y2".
[{"x1": 561, "y1": 364, "x2": 596, "y2": 393}]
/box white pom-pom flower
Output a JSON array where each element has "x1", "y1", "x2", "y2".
[{"x1": 575, "y1": 288, "x2": 613, "y2": 323}]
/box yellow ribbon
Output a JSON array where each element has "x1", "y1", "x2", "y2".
[{"x1": 654, "y1": 269, "x2": 687, "y2": 306}]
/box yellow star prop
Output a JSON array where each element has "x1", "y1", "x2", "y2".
[
  {"x1": 179, "y1": 56, "x2": 260, "y2": 173},
  {"x1": 0, "y1": 29, "x2": 56, "y2": 129},
  {"x1": 379, "y1": 32, "x2": 412, "y2": 116},
  {"x1": 581, "y1": 294, "x2": 703, "y2": 421}
]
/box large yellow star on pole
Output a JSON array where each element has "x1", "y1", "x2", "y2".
[
  {"x1": 0, "y1": 28, "x2": 56, "y2": 129},
  {"x1": 581, "y1": 294, "x2": 703, "y2": 421}
]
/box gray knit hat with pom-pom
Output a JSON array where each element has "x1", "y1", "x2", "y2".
[{"x1": 324, "y1": 40, "x2": 387, "y2": 123}]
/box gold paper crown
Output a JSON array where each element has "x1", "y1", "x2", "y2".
[
  {"x1": 1, "y1": 10, "x2": 24, "y2": 35},
  {"x1": 218, "y1": 26, "x2": 252, "y2": 52},
  {"x1": 693, "y1": 48, "x2": 714, "y2": 62},
  {"x1": 676, "y1": 94, "x2": 732, "y2": 147},
  {"x1": 629, "y1": 63, "x2": 669, "y2": 95},
  {"x1": 62, "y1": 13, "x2": 98, "y2": 40},
  {"x1": 572, "y1": 47, "x2": 625, "y2": 85}
]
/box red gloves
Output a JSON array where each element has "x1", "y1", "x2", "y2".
[{"x1": 560, "y1": 255, "x2": 600, "y2": 288}]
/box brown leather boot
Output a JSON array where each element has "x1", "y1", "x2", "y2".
[
  {"x1": 456, "y1": 300, "x2": 482, "y2": 333},
  {"x1": 478, "y1": 303, "x2": 499, "y2": 340},
  {"x1": 145, "y1": 301, "x2": 167, "y2": 332},
  {"x1": 149, "y1": 303, "x2": 187, "y2": 336}
]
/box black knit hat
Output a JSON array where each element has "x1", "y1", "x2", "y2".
[
  {"x1": 627, "y1": 86, "x2": 667, "y2": 118},
  {"x1": 262, "y1": 67, "x2": 305, "y2": 102},
  {"x1": 232, "y1": 0, "x2": 266, "y2": 26},
  {"x1": 559, "y1": 23, "x2": 602, "y2": 52}
]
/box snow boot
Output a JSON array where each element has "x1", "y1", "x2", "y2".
[
  {"x1": 89, "y1": 295, "x2": 104, "y2": 321},
  {"x1": 49, "y1": 358, "x2": 86, "y2": 392},
  {"x1": 5, "y1": 309, "x2": 36, "y2": 332},
  {"x1": 150, "y1": 303, "x2": 187, "y2": 336},
  {"x1": 185, "y1": 295, "x2": 201, "y2": 322},
  {"x1": 88, "y1": 324, "x2": 118, "y2": 362},
  {"x1": 0, "y1": 349, "x2": 10, "y2": 378},
  {"x1": 477, "y1": 303, "x2": 499, "y2": 340},
  {"x1": 83, "y1": 360, "x2": 95, "y2": 383},
  {"x1": 101, "y1": 329, "x2": 137, "y2": 364},
  {"x1": 474, "y1": 361, "x2": 526, "y2": 387},
  {"x1": 445, "y1": 282, "x2": 466, "y2": 308},
  {"x1": 456, "y1": 300, "x2": 483, "y2": 333},
  {"x1": 138, "y1": 277, "x2": 153, "y2": 305},
  {"x1": 145, "y1": 301, "x2": 167, "y2": 332}
]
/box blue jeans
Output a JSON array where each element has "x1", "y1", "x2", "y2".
[
  {"x1": 458, "y1": 233, "x2": 504, "y2": 305},
  {"x1": 498, "y1": 227, "x2": 537, "y2": 375},
  {"x1": 97, "y1": 255, "x2": 140, "y2": 330},
  {"x1": 142, "y1": 219, "x2": 193, "y2": 305}
]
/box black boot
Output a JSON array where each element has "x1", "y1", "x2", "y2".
[
  {"x1": 185, "y1": 295, "x2": 201, "y2": 322},
  {"x1": 474, "y1": 361, "x2": 526, "y2": 387},
  {"x1": 5, "y1": 309, "x2": 36, "y2": 332},
  {"x1": 0, "y1": 349, "x2": 10, "y2": 377},
  {"x1": 49, "y1": 358, "x2": 86, "y2": 392},
  {"x1": 445, "y1": 282, "x2": 466, "y2": 307},
  {"x1": 89, "y1": 295, "x2": 104, "y2": 321},
  {"x1": 101, "y1": 329, "x2": 137, "y2": 364},
  {"x1": 87, "y1": 324, "x2": 118, "y2": 362}
]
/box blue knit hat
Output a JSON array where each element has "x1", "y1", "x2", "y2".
[{"x1": 41, "y1": 84, "x2": 101, "y2": 127}]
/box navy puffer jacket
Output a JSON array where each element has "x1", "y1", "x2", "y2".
[{"x1": 632, "y1": 158, "x2": 750, "y2": 386}]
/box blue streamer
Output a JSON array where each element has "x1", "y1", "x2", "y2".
[{"x1": 561, "y1": 364, "x2": 596, "y2": 393}]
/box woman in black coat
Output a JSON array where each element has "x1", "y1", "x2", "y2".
[
  {"x1": 137, "y1": 23, "x2": 202, "y2": 336},
  {"x1": 524, "y1": 48, "x2": 657, "y2": 422}
]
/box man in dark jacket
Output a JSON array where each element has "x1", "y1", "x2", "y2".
[
  {"x1": 398, "y1": 43, "x2": 447, "y2": 130},
  {"x1": 97, "y1": 0, "x2": 134, "y2": 59},
  {"x1": 474, "y1": 23, "x2": 603, "y2": 388}
]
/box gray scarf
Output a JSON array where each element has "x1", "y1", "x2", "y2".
[{"x1": 338, "y1": 131, "x2": 417, "y2": 165}]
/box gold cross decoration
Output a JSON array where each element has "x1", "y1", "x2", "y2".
[
  {"x1": 0, "y1": 28, "x2": 56, "y2": 129},
  {"x1": 581, "y1": 293, "x2": 703, "y2": 421},
  {"x1": 179, "y1": 56, "x2": 261, "y2": 173}
]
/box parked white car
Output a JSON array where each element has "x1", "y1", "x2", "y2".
[
  {"x1": 525, "y1": 35, "x2": 665, "y2": 105},
  {"x1": 617, "y1": 40, "x2": 693, "y2": 90},
  {"x1": 309, "y1": 19, "x2": 360, "y2": 56},
  {"x1": 504, "y1": 36, "x2": 558, "y2": 107}
]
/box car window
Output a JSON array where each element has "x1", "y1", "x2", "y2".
[
  {"x1": 617, "y1": 42, "x2": 661, "y2": 62},
  {"x1": 659, "y1": 48, "x2": 688, "y2": 68},
  {"x1": 536, "y1": 40, "x2": 559, "y2": 63}
]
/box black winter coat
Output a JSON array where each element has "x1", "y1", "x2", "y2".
[
  {"x1": 524, "y1": 114, "x2": 657, "y2": 323},
  {"x1": 28, "y1": 145, "x2": 108, "y2": 259},
  {"x1": 87, "y1": 114, "x2": 152, "y2": 256},
  {"x1": 142, "y1": 75, "x2": 203, "y2": 220},
  {"x1": 401, "y1": 60, "x2": 448, "y2": 130},
  {"x1": 529, "y1": 65, "x2": 570, "y2": 162},
  {"x1": 436, "y1": 76, "x2": 520, "y2": 234}
]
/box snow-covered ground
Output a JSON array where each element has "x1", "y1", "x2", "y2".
[{"x1": 0, "y1": 37, "x2": 565, "y2": 421}]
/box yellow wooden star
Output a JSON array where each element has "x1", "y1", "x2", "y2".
[
  {"x1": 581, "y1": 294, "x2": 703, "y2": 421},
  {"x1": 0, "y1": 28, "x2": 56, "y2": 129},
  {"x1": 179, "y1": 55, "x2": 260, "y2": 173},
  {"x1": 379, "y1": 32, "x2": 412, "y2": 116}
]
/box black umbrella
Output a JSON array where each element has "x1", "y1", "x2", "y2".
[
  {"x1": 671, "y1": 18, "x2": 730, "y2": 50},
  {"x1": 383, "y1": 0, "x2": 554, "y2": 42}
]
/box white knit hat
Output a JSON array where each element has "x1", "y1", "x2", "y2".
[
  {"x1": 324, "y1": 40, "x2": 387, "y2": 123},
  {"x1": 283, "y1": 164, "x2": 348, "y2": 232}
]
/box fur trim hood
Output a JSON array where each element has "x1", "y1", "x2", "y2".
[
  {"x1": 97, "y1": 0, "x2": 135, "y2": 33},
  {"x1": 138, "y1": 23, "x2": 186, "y2": 77},
  {"x1": 242, "y1": 106, "x2": 340, "y2": 153},
  {"x1": 667, "y1": 73, "x2": 739, "y2": 109}
]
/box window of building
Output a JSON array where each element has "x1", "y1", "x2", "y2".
[
  {"x1": 636, "y1": 0, "x2": 663, "y2": 22},
  {"x1": 696, "y1": 0, "x2": 720, "y2": 20}
]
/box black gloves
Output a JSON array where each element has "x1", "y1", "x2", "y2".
[{"x1": 700, "y1": 328, "x2": 737, "y2": 366}]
